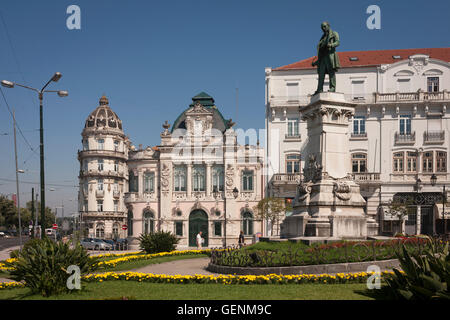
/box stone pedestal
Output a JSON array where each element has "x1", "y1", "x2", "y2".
[{"x1": 281, "y1": 92, "x2": 369, "y2": 239}]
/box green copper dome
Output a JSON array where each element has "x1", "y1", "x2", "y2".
[{"x1": 171, "y1": 92, "x2": 232, "y2": 133}]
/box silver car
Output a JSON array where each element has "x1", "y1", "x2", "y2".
[
  {"x1": 80, "y1": 238, "x2": 96, "y2": 250},
  {"x1": 81, "y1": 238, "x2": 113, "y2": 250}
]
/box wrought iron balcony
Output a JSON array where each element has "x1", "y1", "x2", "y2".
[
  {"x1": 395, "y1": 131, "x2": 415, "y2": 144},
  {"x1": 284, "y1": 133, "x2": 301, "y2": 140},
  {"x1": 424, "y1": 130, "x2": 445, "y2": 143},
  {"x1": 350, "y1": 132, "x2": 367, "y2": 139}
]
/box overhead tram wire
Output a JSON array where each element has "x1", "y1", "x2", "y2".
[
  {"x1": 0, "y1": 177, "x2": 78, "y2": 188},
  {"x1": 0, "y1": 11, "x2": 39, "y2": 159},
  {"x1": 0, "y1": 87, "x2": 39, "y2": 157}
]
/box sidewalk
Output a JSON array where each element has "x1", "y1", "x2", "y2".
[
  {"x1": 130, "y1": 257, "x2": 218, "y2": 276},
  {"x1": 0, "y1": 246, "x2": 19, "y2": 261}
]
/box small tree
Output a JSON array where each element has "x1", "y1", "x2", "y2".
[
  {"x1": 385, "y1": 199, "x2": 414, "y2": 235},
  {"x1": 253, "y1": 197, "x2": 292, "y2": 236}
]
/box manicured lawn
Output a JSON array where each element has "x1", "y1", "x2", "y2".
[
  {"x1": 99, "y1": 254, "x2": 208, "y2": 272},
  {"x1": 0, "y1": 281, "x2": 377, "y2": 300}
]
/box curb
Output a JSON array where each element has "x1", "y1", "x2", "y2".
[{"x1": 206, "y1": 259, "x2": 400, "y2": 275}]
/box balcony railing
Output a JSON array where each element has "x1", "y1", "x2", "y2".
[
  {"x1": 350, "y1": 132, "x2": 367, "y2": 139},
  {"x1": 285, "y1": 133, "x2": 301, "y2": 140},
  {"x1": 95, "y1": 189, "x2": 104, "y2": 198},
  {"x1": 78, "y1": 149, "x2": 127, "y2": 160},
  {"x1": 424, "y1": 130, "x2": 445, "y2": 143},
  {"x1": 79, "y1": 169, "x2": 125, "y2": 178},
  {"x1": 395, "y1": 131, "x2": 416, "y2": 144},
  {"x1": 269, "y1": 90, "x2": 449, "y2": 106},
  {"x1": 352, "y1": 173, "x2": 381, "y2": 183},
  {"x1": 271, "y1": 173, "x2": 303, "y2": 184}
]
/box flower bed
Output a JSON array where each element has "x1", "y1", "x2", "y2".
[
  {"x1": 210, "y1": 238, "x2": 439, "y2": 268},
  {"x1": 81, "y1": 270, "x2": 401, "y2": 285},
  {"x1": 1, "y1": 250, "x2": 211, "y2": 272},
  {"x1": 0, "y1": 270, "x2": 402, "y2": 290}
]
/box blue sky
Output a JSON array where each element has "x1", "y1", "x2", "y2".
[{"x1": 0, "y1": 0, "x2": 449, "y2": 216}]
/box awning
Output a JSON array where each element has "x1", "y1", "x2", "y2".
[{"x1": 434, "y1": 204, "x2": 450, "y2": 219}]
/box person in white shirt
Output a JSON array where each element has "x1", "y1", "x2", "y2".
[{"x1": 196, "y1": 231, "x2": 203, "y2": 249}]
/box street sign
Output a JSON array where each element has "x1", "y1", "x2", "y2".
[
  {"x1": 122, "y1": 225, "x2": 127, "y2": 230},
  {"x1": 52, "y1": 224, "x2": 58, "y2": 230}
]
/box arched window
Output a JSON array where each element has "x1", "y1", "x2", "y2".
[
  {"x1": 286, "y1": 154, "x2": 301, "y2": 173},
  {"x1": 212, "y1": 166, "x2": 224, "y2": 191},
  {"x1": 127, "y1": 209, "x2": 133, "y2": 237},
  {"x1": 174, "y1": 166, "x2": 186, "y2": 191},
  {"x1": 112, "y1": 223, "x2": 119, "y2": 239},
  {"x1": 192, "y1": 166, "x2": 205, "y2": 192},
  {"x1": 352, "y1": 153, "x2": 367, "y2": 173},
  {"x1": 143, "y1": 209, "x2": 154, "y2": 234},
  {"x1": 144, "y1": 171, "x2": 155, "y2": 193},
  {"x1": 393, "y1": 152, "x2": 404, "y2": 173},
  {"x1": 242, "y1": 212, "x2": 253, "y2": 236},
  {"x1": 95, "y1": 222, "x2": 105, "y2": 238},
  {"x1": 437, "y1": 151, "x2": 447, "y2": 173}
]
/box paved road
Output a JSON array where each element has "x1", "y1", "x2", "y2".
[{"x1": 0, "y1": 237, "x2": 29, "y2": 251}]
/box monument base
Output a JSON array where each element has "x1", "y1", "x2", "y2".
[
  {"x1": 366, "y1": 218, "x2": 379, "y2": 236},
  {"x1": 282, "y1": 178, "x2": 368, "y2": 239}
]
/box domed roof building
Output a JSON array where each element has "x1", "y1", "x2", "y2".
[
  {"x1": 78, "y1": 92, "x2": 265, "y2": 249},
  {"x1": 78, "y1": 96, "x2": 130, "y2": 241}
]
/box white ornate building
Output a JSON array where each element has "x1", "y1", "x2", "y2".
[
  {"x1": 78, "y1": 93, "x2": 265, "y2": 248},
  {"x1": 265, "y1": 48, "x2": 450, "y2": 237}
]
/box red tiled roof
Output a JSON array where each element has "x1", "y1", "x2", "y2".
[{"x1": 274, "y1": 48, "x2": 450, "y2": 71}]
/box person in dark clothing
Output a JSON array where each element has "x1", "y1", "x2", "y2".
[{"x1": 238, "y1": 231, "x2": 245, "y2": 248}]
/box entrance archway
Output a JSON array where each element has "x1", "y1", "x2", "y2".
[
  {"x1": 189, "y1": 209, "x2": 208, "y2": 247},
  {"x1": 394, "y1": 192, "x2": 443, "y2": 236}
]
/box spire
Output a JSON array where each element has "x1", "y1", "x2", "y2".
[{"x1": 99, "y1": 95, "x2": 109, "y2": 106}]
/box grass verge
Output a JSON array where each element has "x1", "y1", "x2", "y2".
[{"x1": 0, "y1": 281, "x2": 376, "y2": 300}]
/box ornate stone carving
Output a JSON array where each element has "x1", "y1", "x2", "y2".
[
  {"x1": 333, "y1": 181, "x2": 351, "y2": 201},
  {"x1": 225, "y1": 164, "x2": 235, "y2": 189},
  {"x1": 297, "y1": 182, "x2": 312, "y2": 202},
  {"x1": 303, "y1": 154, "x2": 322, "y2": 182},
  {"x1": 160, "y1": 163, "x2": 170, "y2": 195}
]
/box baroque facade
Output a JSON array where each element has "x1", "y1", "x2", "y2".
[
  {"x1": 78, "y1": 93, "x2": 265, "y2": 248},
  {"x1": 265, "y1": 48, "x2": 450, "y2": 237}
]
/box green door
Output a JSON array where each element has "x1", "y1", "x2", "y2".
[{"x1": 189, "y1": 210, "x2": 208, "y2": 247}]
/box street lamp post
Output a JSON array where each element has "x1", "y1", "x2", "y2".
[
  {"x1": 431, "y1": 174, "x2": 447, "y2": 237},
  {"x1": 2, "y1": 73, "x2": 68, "y2": 238},
  {"x1": 231, "y1": 187, "x2": 239, "y2": 248}
]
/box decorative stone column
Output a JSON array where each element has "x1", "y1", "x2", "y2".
[
  {"x1": 282, "y1": 92, "x2": 368, "y2": 239},
  {"x1": 416, "y1": 205, "x2": 421, "y2": 235}
]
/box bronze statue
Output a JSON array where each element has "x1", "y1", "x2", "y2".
[{"x1": 312, "y1": 22, "x2": 340, "y2": 95}]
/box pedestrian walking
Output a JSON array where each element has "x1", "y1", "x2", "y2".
[
  {"x1": 238, "y1": 231, "x2": 245, "y2": 248},
  {"x1": 196, "y1": 231, "x2": 203, "y2": 249}
]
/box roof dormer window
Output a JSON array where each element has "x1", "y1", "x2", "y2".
[{"x1": 349, "y1": 57, "x2": 359, "y2": 61}]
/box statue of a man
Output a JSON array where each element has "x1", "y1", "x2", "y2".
[{"x1": 312, "y1": 21, "x2": 340, "y2": 95}]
